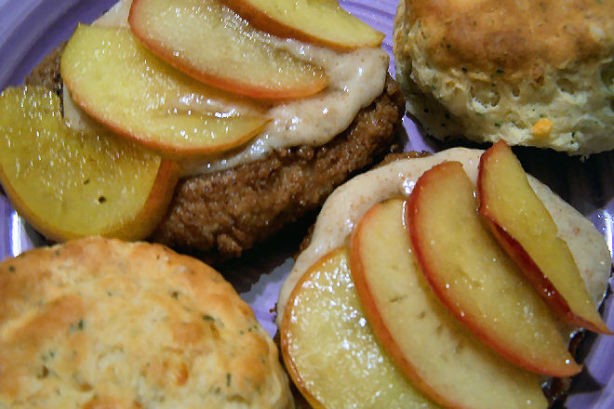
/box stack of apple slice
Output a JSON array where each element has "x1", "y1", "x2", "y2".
[
  {"x1": 0, "y1": 87, "x2": 180, "y2": 241},
  {"x1": 281, "y1": 141, "x2": 611, "y2": 409},
  {"x1": 0, "y1": 0, "x2": 384, "y2": 242},
  {"x1": 61, "y1": 0, "x2": 386, "y2": 156}
]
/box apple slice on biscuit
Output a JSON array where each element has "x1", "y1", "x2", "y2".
[
  {"x1": 129, "y1": 0, "x2": 328, "y2": 100},
  {"x1": 0, "y1": 87, "x2": 179, "y2": 242},
  {"x1": 221, "y1": 0, "x2": 385, "y2": 50},
  {"x1": 406, "y1": 161, "x2": 580, "y2": 377},
  {"x1": 349, "y1": 198, "x2": 547, "y2": 409},
  {"x1": 478, "y1": 141, "x2": 611, "y2": 334},
  {"x1": 281, "y1": 247, "x2": 441, "y2": 409},
  {"x1": 61, "y1": 25, "x2": 269, "y2": 157}
]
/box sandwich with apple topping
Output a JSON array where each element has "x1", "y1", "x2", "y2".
[
  {"x1": 277, "y1": 142, "x2": 612, "y2": 408},
  {"x1": 0, "y1": 0, "x2": 404, "y2": 262}
]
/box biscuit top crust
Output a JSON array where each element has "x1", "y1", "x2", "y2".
[
  {"x1": 407, "y1": 0, "x2": 614, "y2": 80},
  {"x1": 0, "y1": 237, "x2": 292, "y2": 409}
]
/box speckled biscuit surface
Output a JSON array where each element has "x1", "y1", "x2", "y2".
[
  {"x1": 394, "y1": 0, "x2": 614, "y2": 155},
  {"x1": 0, "y1": 237, "x2": 293, "y2": 409}
]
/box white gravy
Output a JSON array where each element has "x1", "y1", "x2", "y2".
[
  {"x1": 63, "y1": 0, "x2": 389, "y2": 176},
  {"x1": 277, "y1": 148, "x2": 612, "y2": 324}
]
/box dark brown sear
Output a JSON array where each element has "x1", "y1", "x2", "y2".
[{"x1": 25, "y1": 46, "x2": 405, "y2": 262}]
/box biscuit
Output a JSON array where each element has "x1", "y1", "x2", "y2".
[
  {"x1": 0, "y1": 237, "x2": 293, "y2": 409},
  {"x1": 394, "y1": 0, "x2": 614, "y2": 155}
]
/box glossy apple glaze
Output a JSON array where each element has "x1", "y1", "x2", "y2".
[
  {"x1": 279, "y1": 148, "x2": 611, "y2": 323},
  {"x1": 63, "y1": 0, "x2": 389, "y2": 176}
]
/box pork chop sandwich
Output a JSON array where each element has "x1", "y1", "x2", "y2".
[
  {"x1": 0, "y1": 0, "x2": 404, "y2": 262},
  {"x1": 0, "y1": 236, "x2": 293, "y2": 408},
  {"x1": 277, "y1": 145, "x2": 611, "y2": 408},
  {"x1": 393, "y1": 0, "x2": 614, "y2": 155}
]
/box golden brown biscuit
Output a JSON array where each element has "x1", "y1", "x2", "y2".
[
  {"x1": 394, "y1": 0, "x2": 614, "y2": 155},
  {"x1": 0, "y1": 237, "x2": 293, "y2": 409}
]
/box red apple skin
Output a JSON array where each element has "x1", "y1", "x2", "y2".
[
  {"x1": 405, "y1": 161, "x2": 581, "y2": 377},
  {"x1": 350, "y1": 198, "x2": 548, "y2": 409},
  {"x1": 478, "y1": 141, "x2": 612, "y2": 335},
  {"x1": 129, "y1": 0, "x2": 328, "y2": 100},
  {"x1": 349, "y1": 220, "x2": 450, "y2": 407},
  {"x1": 281, "y1": 247, "x2": 436, "y2": 409},
  {"x1": 220, "y1": 0, "x2": 384, "y2": 51},
  {"x1": 486, "y1": 220, "x2": 611, "y2": 335}
]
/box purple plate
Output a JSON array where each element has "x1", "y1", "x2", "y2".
[{"x1": 0, "y1": 1, "x2": 613, "y2": 407}]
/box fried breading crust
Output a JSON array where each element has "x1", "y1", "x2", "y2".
[
  {"x1": 26, "y1": 47, "x2": 405, "y2": 262},
  {"x1": 153, "y1": 77, "x2": 404, "y2": 260}
]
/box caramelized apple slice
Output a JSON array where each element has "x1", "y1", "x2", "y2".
[
  {"x1": 281, "y1": 247, "x2": 441, "y2": 409},
  {"x1": 129, "y1": 0, "x2": 327, "y2": 100},
  {"x1": 61, "y1": 25, "x2": 269, "y2": 157},
  {"x1": 406, "y1": 162, "x2": 580, "y2": 377},
  {"x1": 478, "y1": 141, "x2": 611, "y2": 334},
  {"x1": 0, "y1": 87, "x2": 178, "y2": 242},
  {"x1": 350, "y1": 198, "x2": 548, "y2": 409},
  {"x1": 221, "y1": 0, "x2": 384, "y2": 51}
]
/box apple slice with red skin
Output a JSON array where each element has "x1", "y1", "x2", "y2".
[
  {"x1": 405, "y1": 161, "x2": 580, "y2": 377},
  {"x1": 61, "y1": 25, "x2": 270, "y2": 157},
  {"x1": 220, "y1": 0, "x2": 384, "y2": 51},
  {"x1": 0, "y1": 86, "x2": 179, "y2": 242},
  {"x1": 478, "y1": 141, "x2": 611, "y2": 334},
  {"x1": 350, "y1": 197, "x2": 548, "y2": 409},
  {"x1": 281, "y1": 247, "x2": 441, "y2": 409},
  {"x1": 129, "y1": 0, "x2": 328, "y2": 100}
]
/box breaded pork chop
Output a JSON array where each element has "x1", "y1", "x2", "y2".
[{"x1": 26, "y1": 47, "x2": 405, "y2": 262}]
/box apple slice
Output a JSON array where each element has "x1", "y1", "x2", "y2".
[
  {"x1": 221, "y1": 0, "x2": 384, "y2": 51},
  {"x1": 281, "y1": 247, "x2": 442, "y2": 409},
  {"x1": 0, "y1": 86, "x2": 179, "y2": 242},
  {"x1": 129, "y1": 0, "x2": 327, "y2": 100},
  {"x1": 405, "y1": 161, "x2": 580, "y2": 377},
  {"x1": 350, "y1": 198, "x2": 548, "y2": 409},
  {"x1": 478, "y1": 141, "x2": 611, "y2": 334},
  {"x1": 61, "y1": 24, "x2": 270, "y2": 157}
]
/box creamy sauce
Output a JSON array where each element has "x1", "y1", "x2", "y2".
[
  {"x1": 277, "y1": 148, "x2": 612, "y2": 324},
  {"x1": 63, "y1": 0, "x2": 388, "y2": 176}
]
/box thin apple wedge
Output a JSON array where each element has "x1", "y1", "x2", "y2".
[
  {"x1": 405, "y1": 161, "x2": 580, "y2": 377},
  {"x1": 221, "y1": 0, "x2": 384, "y2": 51},
  {"x1": 350, "y1": 198, "x2": 548, "y2": 409},
  {"x1": 129, "y1": 0, "x2": 328, "y2": 100},
  {"x1": 61, "y1": 24, "x2": 269, "y2": 157},
  {"x1": 281, "y1": 247, "x2": 442, "y2": 409},
  {"x1": 0, "y1": 86, "x2": 179, "y2": 242},
  {"x1": 478, "y1": 141, "x2": 611, "y2": 334}
]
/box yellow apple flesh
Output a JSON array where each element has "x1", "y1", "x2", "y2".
[
  {"x1": 281, "y1": 247, "x2": 440, "y2": 409},
  {"x1": 0, "y1": 86, "x2": 179, "y2": 242},
  {"x1": 61, "y1": 24, "x2": 270, "y2": 157},
  {"x1": 129, "y1": 0, "x2": 327, "y2": 100},
  {"x1": 349, "y1": 198, "x2": 548, "y2": 409},
  {"x1": 478, "y1": 141, "x2": 611, "y2": 334},
  {"x1": 221, "y1": 0, "x2": 384, "y2": 51},
  {"x1": 406, "y1": 161, "x2": 580, "y2": 377}
]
